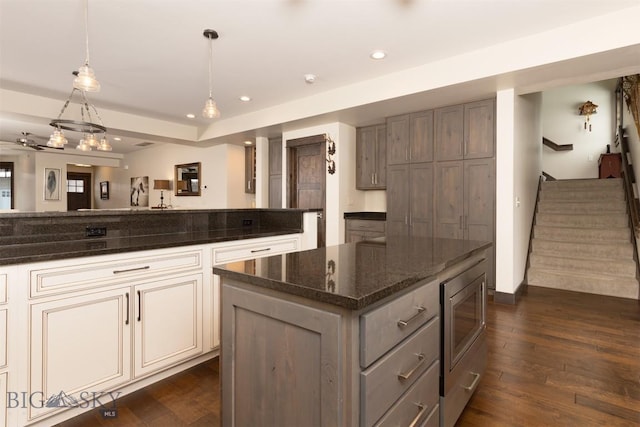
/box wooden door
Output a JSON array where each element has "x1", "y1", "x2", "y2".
[
  {"x1": 410, "y1": 110, "x2": 434, "y2": 163},
  {"x1": 268, "y1": 137, "x2": 282, "y2": 208},
  {"x1": 386, "y1": 114, "x2": 410, "y2": 165},
  {"x1": 288, "y1": 136, "x2": 326, "y2": 247},
  {"x1": 134, "y1": 274, "x2": 203, "y2": 377},
  {"x1": 464, "y1": 99, "x2": 495, "y2": 159},
  {"x1": 0, "y1": 162, "x2": 14, "y2": 210},
  {"x1": 409, "y1": 162, "x2": 433, "y2": 237},
  {"x1": 435, "y1": 105, "x2": 464, "y2": 161},
  {"x1": 435, "y1": 161, "x2": 464, "y2": 239},
  {"x1": 464, "y1": 158, "x2": 495, "y2": 286},
  {"x1": 66, "y1": 172, "x2": 91, "y2": 211}
]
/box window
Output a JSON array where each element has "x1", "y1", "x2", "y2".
[{"x1": 67, "y1": 179, "x2": 85, "y2": 193}]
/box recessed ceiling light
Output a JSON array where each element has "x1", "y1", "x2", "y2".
[
  {"x1": 186, "y1": 113, "x2": 196, "y2": 119},
  {"x1": 370, "y1": 50, "x2": 386, "y2": 60},
  {"x1": 113, "y1": 137, "x2": 122, "y2": 141},
  {"x1": 239, "y1": 96, "x2": 251, "y2": 102},
  {"x1": 244, "y1": 140, "x2": 253, "y2": 145},
  {"x1": 304, "y1": 74, "x2": 317, "y2": 84}
]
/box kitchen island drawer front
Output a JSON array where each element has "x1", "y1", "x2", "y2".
[
  {"x1": 361, "y1": 317, "x2": 439, "y2": 427},
  {"x1": 0, "y1": 274, "x2": 6, "y2": 304},
  {"x1": 212, "y1": 236, "x2": 299, "y2": 264},
  {"x1": 440, "y1": 335, "x2": 486, "y2": 427},
  {"x1": 29, "y1": 249, "x2": 203, "y2": 298},
  {"x1": 0, "y1": 308, "x2": 6, "y2": 368},
  {"x1": 373, "y1": 360, "x2": 439, "y2": 427},
  {"x1": 347, "y1": 220, "x2": 386, "y2": 233},
  {"x1": 360, "y1": 278, "x2": 438, "y2": 367}
]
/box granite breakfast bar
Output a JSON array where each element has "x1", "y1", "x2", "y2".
[{"x1": 215, "y1": 236, "x2": 491, "y2": 427}]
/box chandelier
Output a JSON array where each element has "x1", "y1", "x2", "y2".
[
  {"x1": 202, "y1": 29, "x2": 221, "y2": 119},
  {"x1": 48, "y1": 0, "x2": 111, "y2": 152}
]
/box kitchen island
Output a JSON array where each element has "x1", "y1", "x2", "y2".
[{"x1": 215, "y1": 236, "x2": 491, "y2": 427}]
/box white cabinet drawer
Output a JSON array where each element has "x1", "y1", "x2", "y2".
[
  {"x1": 361, "y1": 317, "x2": 439, "y2": 427},
  {"x1": 360, "y1": 278, "x2": 438, "y2": 367},
  {"x1": 0, "y1": 274, "x2": 6, "y2": 304},
  {"x1": 29, "y1": 249, "x2": 203, "y2": 298},
  {"x1": 212, "y1": 236, "x2": 299, "y2": 265},
  {"x1": 373, "y1": 361, "x2": 439, "y2": 427},
  {"x1": 0, "y1": 308, "x2": 6, "y2": 368}
]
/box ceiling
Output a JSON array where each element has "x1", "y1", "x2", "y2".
[{"x1": 1, "y1": 0, "x2": 640, "y2": 156}]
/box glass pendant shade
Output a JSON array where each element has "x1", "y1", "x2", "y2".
[
  {"x1": 76, "y1": 139, "x2": 91, "y2": 151},
  {"x1": 84, "y1": 133, "x2": 100, "y2": 147},
  {"x1": 202, "y1": 97, "x2": 220, "y2": 118},
  {"x1": 97, "y1": 137, "x2": 112, "y2": 151},
  {"x1": 47, "y1": 129, "x2": 68, "y2": 148},
  {"x1": 73, "y1": 64, "x2": 100, "y2": 92}
]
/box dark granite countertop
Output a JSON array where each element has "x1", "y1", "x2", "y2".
[
  {"x1": 0, "y1": 227, "x2": 302, "y2": 266},
  {"x1": 343, "y1": 211, "x2": 386, "y2": 221},
  {"x1": 214, "y1": 236, "x2": 491, "y2": 311}
]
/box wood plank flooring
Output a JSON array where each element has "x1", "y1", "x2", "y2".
[{"x1": 56, "y1": 285, "x2": 639, "y2": 426}]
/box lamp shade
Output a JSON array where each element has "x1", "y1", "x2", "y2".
[{"x1": 154, "y1": 179, "x2": 171, "y2": 190}]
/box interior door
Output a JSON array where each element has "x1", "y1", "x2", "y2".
[
  {"x1": 287, "y1": 135, "x2": 326, "y2": 247},
  {"x1": 67, "y1": 172, "x2": 92, "y2": 211}
]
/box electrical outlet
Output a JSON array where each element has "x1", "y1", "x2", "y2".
[
  {"x1": 242, "y1": 219, "x2": 253, "y2": 226},
  {"x1": 86, "y1": 226, "x2": 107, "y2": 237},
  {"x1": 588, "y1": 154, "x2": 593, "y2": 161}
]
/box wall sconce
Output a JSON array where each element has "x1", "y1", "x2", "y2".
[
  {"x1": 153, "y1": 179, "x2": 171, "y2": 209},
  {"x1": 326, "y1": 135, "x2": 336, "y2": 175},
  {"x1": 579, "y1": 100, "x2": 598, "y2": 132}
]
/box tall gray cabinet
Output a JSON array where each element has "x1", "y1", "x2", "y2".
[
  {"x1": 356, "y1": 124, "x2": 387, "y2": 190},
  {"x1": 386, "y1": 110, "x2": 435, "y2": 237},
  {"x1": 385, "y1": 98, "x2": 496, "y2": 288}
]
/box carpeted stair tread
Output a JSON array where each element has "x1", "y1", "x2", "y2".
[
  {"x1": 532, "y1": 239, "x2": 634, "y2": 259},
  {"x1": 533, "y1": 225, "x2": 630, "y2": 242},
  {"x1": 535, "y1": 212, "x2": 629, "y2": 227},
  {"x1": 529, "y1": 253, "x2": 636, "y2": 278},
  {"x1": 537, "y1": 200, "x2": 627, "y2": 214},
  {"x1": 527, "y1": 268, "x2": 639, "y2": 300}
]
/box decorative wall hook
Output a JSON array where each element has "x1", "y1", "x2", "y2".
[{"x1": 326, "y1": 134, "x2": 336, "y2": 174}]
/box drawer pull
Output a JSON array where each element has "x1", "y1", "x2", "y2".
[
  {"x1": 397, "y1": 353, "x2": 425, "y2": 380},
  {"x1": 408, "y1": 403, "x2": 428, "y2": 427},
  {"x1": 397, "y1": 306, "x2": 426, "y2": 328},
  {"x1": 250, "y1": 247, "x2": 271, "y2": 254},
  {"x1": 462, "y1": 371, "x2": 481, "y2": 391},
  {"x1": 125, "y1": 292, "x2": 130, "y2": 325},
  {"x1": 113, "y1": 265, "x2": 150, "y2": 274}
]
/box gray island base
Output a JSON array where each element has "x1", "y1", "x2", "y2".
[{"x1": 215, "y1": 236, "x2": 490, "y2": 427}]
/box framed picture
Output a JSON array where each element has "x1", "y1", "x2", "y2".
[
  {"x1": 130, "y1": 176, "x2": 149, "y2": 207},
  {"x1": 44, "y1": 168, "x2": 60, "y2": 201},
  {"x1": 100, "y1": 181, "x2": 109, "y2": 200}
]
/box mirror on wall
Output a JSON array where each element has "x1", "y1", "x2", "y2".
[{"x1": 175, "y1": 162, "x2": 201, "y2": 196}]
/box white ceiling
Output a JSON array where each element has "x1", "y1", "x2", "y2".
[{"x1": 1, "y1": 0, "x2": 640, "y2": 155}]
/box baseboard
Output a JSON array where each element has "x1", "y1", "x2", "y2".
[{"x1": 493, "y1": 281, "x2": 527, "y2": 305}]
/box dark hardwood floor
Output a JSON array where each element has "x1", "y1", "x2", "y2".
[{"x1": 56, "y1": 285, "x2": 639, "y2": 426}]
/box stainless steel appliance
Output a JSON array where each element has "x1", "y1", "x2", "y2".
[{"x1": 440, "y1": 259, "x2": 487, "y2": 427}]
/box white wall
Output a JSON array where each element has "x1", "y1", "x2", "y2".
[
  {"x1": 0, "y1": 153, "x2": 35, "y2": 211},
  {"x1": 123, "y1": 143, "x2": 254, "y2": 209},
  {"x1": 542, "y1": 80, "x2": 617, "y2": 179},
  {"x1": 93, "y1": 165, "x2": 130, "y2": 209}
]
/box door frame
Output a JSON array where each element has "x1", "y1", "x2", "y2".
[
  {"x1": 0, "y1": 162, "x2": 14, "y2": 209},
  {"x1": 66, "y1": 171, "x2": 92, "y2": 211}
]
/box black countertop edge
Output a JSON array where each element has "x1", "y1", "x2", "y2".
[
  {"x1": 0, "y1": 208, "x2": 313, "y2": 219},
  {"x1": 343, "y1": 211, "x2": 386, "y2": 221},
  {"x1": 0, "y1": 228, "x2": 302, "y2": 266}
]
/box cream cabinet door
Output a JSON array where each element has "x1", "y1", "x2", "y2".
[
  {"x1": 29, "y1": 287, "x2": 132, "y2": 421},
  {"x1": 134, "y1": 273, "x2": 203, "y2": 378},
  {"x1": 0, "y1": 372, "x2": 6, "y2": 427},
  {"x1": 0, "y1": 308, "x2": 6, "y2": 369}
]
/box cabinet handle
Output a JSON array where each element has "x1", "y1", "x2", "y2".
[
  {"x1": 462, "y1": 372, "x2": 481, "y2": 391},
  {"x1": 113, "y1": 266, "x2": 150, "y2": 274},
  {"x1": 459, "y1": 215, "x2": 463, "y2": 230},
  {"x1": 250, "y1": 247, "x2": 271, "y2": 253},
  {"x1": 397, "y1": 353, "x2": 425, "y2": 380},
  {"x1": 248, "y1": 180, "x2": 251, "y2": 190},
  {"x1": 408, "y1": 403, "x2": 428, "y2": 427},
  {"x1": 404, "y1": 215, "x2": 408, "y2": 225},
  {"x1": 137, "y1": 290, "x2": 141, "y2": 322},
  {"x1": 397, "y1": 306, "x2": 426, "y2": 328},
  {"x1": 374, "y1": 173, "x2": 378, "y2": 185},
  {"x1": 125, "y1": 292, "x2": 130, "y2": 325},
  {"x1": 371, "y1": 174, "x2": 374, "y2": 185}
]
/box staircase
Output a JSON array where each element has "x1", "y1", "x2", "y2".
[{"x1": 527, "y1": 178, "x2": 640, "y2": 299}]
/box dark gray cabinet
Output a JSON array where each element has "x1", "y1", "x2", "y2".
[
  {"x1": 356, "y1": 124, "x2": 386, "y2": 190},
  {"x1": 268, "y1": 137, "x2": 282, "y2": 207},
  {"x1": 245, "y1": 146, "x2": 256, "y2": 194},
  {"x1": 387, "y1": 163, "x2": 433, "y2": 237},
  {"x1": 435, "y1": 99, "x2": 494, "y2": 161},
  {"x1": 387, "y1": 111, "x2": 434, "y2": 165},
  {"x1": 345, "y1": 219, "x2": 386, "y2": 243}
]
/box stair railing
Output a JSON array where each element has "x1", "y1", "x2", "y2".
[
  {"x1": 619, "y1": 131, "x2": 640, "y2": 237},
  {"x1": 542, "y1": 137, "x2": 573, "y2": 151}
]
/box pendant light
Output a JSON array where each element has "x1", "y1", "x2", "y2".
[
  {"x1": 202, "y1": 29, "x2": 221, "y2": 119},
  {"x1": 73, "y1": 0, "x2": 100, "y2": 92}
]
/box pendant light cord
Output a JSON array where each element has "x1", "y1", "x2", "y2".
[
  {"x1": 83, "y1": 0, "x2": 90, "y2": 64},
  {"x1": 208, "y1": 34, "x2": 213, "y2": 98}
]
